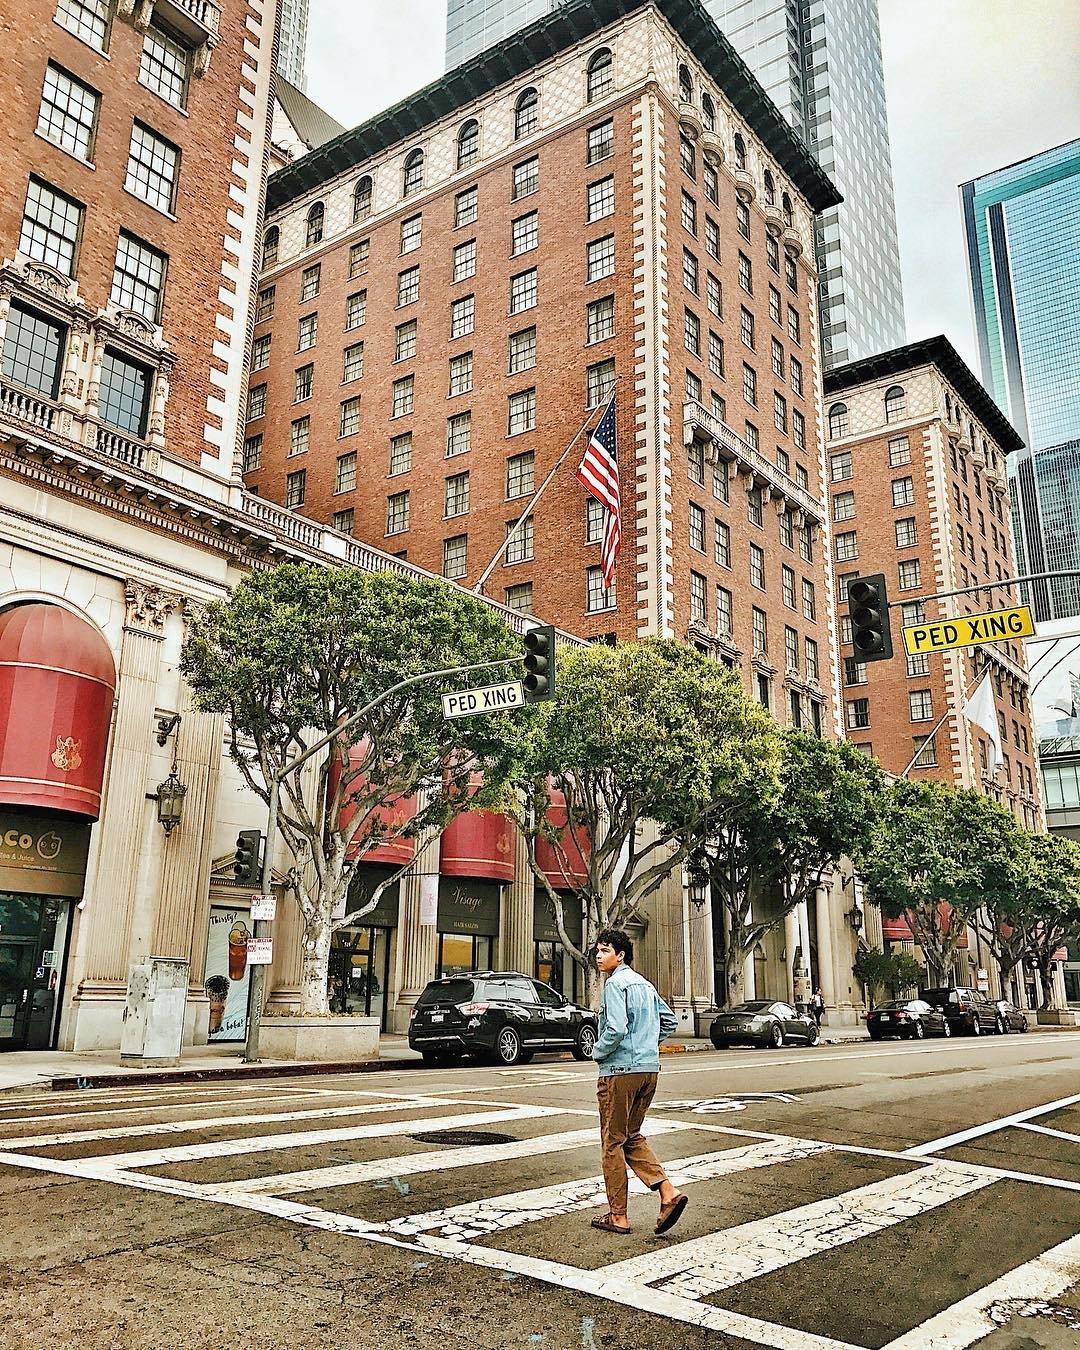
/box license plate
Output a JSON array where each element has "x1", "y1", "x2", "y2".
[
  {"x1": 880, "y1": 1014, "x2": 891, "y2": 1020},
  {"x1": 430, "y1": 1012, "x2": 444, "y2": 1022}
]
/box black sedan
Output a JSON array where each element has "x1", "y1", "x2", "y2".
[
  {"x1": 867, "y1": 999, "x2": 950, "y2": 1040},
  {"x1": 709, "y1": 1001, "x2": 819, "y2": 1049},
  {"x1": 991, "y1": 999, "x2": 1029, "y2": 1033}
]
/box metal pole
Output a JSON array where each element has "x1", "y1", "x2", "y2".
[
  {"x1": 898, "y1": 667, "x2": 988, "y2": 779},
  {"x1": 889, "y1": 568, "x2": 1080, "y2": 611}
]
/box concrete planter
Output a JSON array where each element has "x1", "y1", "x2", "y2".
[
  {"x1": 1035, "y1": 1008, "x2": 1078, "y2": 1027},
  {"x1": 258, "y1": 1015, "x2": 380, "y2": 1062}
]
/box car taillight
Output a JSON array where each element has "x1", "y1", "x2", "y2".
[
  {"x1": 895, "y1": 1012, "x2": 909, "y2": 1020},
  {"x1": 409, "y1": 1007, "x2": 417, "y2": 1020},
  {"x1": 458, "y1": 1002, "x2": 490, "y2": 1015}
]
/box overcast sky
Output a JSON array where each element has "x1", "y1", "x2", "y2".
[{"x1": 307, "y1": 0, "x2": 1080, "y2": 370}]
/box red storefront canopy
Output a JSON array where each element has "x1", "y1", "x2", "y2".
[{"x1": 534, "y1": 785, "x2": 590, "y2": 889}]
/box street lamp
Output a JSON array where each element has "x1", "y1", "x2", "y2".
[{"x1": 155, "y1": 768, "x2": 187, "y2": 836}]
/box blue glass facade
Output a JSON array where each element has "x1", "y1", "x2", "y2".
[{"x1": 962, "y1": 140, "x2": 1080, "y2": 619}]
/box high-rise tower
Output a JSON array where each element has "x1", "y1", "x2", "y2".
[{"x1": 278, "y1": 0, "x2": 309, "y2": 88}]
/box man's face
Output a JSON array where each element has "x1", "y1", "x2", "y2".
[{"x1": 595, "y1": 942, "x2": 623, "y2": 974}]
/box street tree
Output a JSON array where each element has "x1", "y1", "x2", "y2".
[
  {"x1": 1015, "y1": 833, "x2": 1080, "y2": 1010},
  {"x1": 698, "y1": 731, "x2": 884, "y2": 1005},
  {"x1": 514, "y1": 639, "x2": 779, "y2": 1005},
  {"x1": 181, "y1": 563, "x2": 530, "y2": 1015},
  {"x1": 857, "y1": 780, "x2": 1022, "y2": 984}
]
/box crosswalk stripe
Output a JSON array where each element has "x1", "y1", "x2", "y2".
[
  {"x1": 602, "y1": 1162, "x2": 994, "y2": 1292},
  {"x1": 77, "y1": 1104, "x2": 562, "y2": 1170},
  {"x1": 0, "y1": 1092, "x2": 356, "y2": 1128},
  {"x1": 905, "y1": 1090, "x2": 1080, "y2": 1156}
]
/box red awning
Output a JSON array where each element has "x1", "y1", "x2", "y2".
[
  {"x1": 881, "y1": 916, "x2": 913, "y2": 940},
  {"x1": 329, "y1": 743, "x2": 417, "y2": 865},
  {"x1": 0, "y1": 604, "x2": 116, "y2": 819},
  {"x1": 440, "y1": 772, "x2": 515, "y2": 882},
  {"x1": 534, "y1": 785, "x2": 590, "y2": 888}
]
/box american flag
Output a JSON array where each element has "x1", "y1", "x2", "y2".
[{"x1": 575, "y1": 393, "x2": 620, "y2": 587}]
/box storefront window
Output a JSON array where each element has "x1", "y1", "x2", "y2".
[
  {"x1": 328, "y1": 926, "x2": 390, "y2": 1026},
  {"x1": 437, "y1": 932, "x2": 492, "y2": 978}
]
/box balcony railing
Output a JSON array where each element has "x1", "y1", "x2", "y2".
[
  {"x1": 94, "y1": 424, "x2": 155, "y2": 470},
  {"x1": 683, "y1": 400, "x2": 825, "y2": 525},
  {"x1": 151, "y1": 0, "x2": 220, "y2": 39},
  {"x1": 241, "y1": 493, "x2": 324, "y2": 550},
  {"x1": 0, "y1": 379, "x2": 57, "y2": 432}
]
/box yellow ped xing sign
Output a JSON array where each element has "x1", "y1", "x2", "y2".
[{"x1": 902, "y1": 604, "x2": 1035, "y2": 656}]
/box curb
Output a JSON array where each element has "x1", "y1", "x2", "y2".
[{"x1": 42, "y1": 1056, "x2": 424, "y2": 1093}]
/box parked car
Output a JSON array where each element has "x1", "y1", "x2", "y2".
[
  {"x1": 709, "y1": 1000, "x2": 819, "y2": 1049},
  {"x1": 919, "y1": 986, "x2": 1001, "y2": 1036},
  {"x1": 408, "y1": 971, "x2": 598, "y2": 1067},
  {"x1": 990, "y1": 999, "x2": 1029, "y2": 1033},
  {"x1": 867, "y1": 999, "x2": 951, "y2": 1041}
]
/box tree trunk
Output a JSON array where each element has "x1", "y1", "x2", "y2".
[
  {"x1": 723, "y1": 940, "x2": 745, "y2": 1007},
  {"x1": 299, "y1": 917, "x2": 332, "y2": 1015},
  {"x1": 581, "y1": 958, "x2": 601, "y2": 1010}
]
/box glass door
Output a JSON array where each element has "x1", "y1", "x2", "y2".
[{"x1": 0, "y1": 894, "x2": 70, "y2": 1051}]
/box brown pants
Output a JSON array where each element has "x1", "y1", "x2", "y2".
[{"x1": 597, "y1": 1072, "x2": 668, "y2": 1217}]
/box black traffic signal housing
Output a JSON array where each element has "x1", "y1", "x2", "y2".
[
  {"x1": 233, "y1": 829, "x2": 262, "y2": 886},
  {"x1": 522, "y1": 624, "x2": 556, "y2": 703},
  {"x1": 847, "y1": 573, "x2": 894, "y2": 663}
]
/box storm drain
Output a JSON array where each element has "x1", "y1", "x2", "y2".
[{"x1": 412, "y1": 1129, "x2": 519, "y2": 1146}]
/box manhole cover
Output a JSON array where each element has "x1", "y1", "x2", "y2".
[{"x1": 412, "y1": 1129, "x2": 519, "y2": 1146}]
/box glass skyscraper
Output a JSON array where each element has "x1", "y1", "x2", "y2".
[
  {"x1": 962, "y1": 140, "x2": 1080, "y2": 619},
  {"x1": 278, "y1": 0, "x2": 310, "y2": 89},
  {"x1": 444, "y1": 0, "x2": 907, "y2": 368}
]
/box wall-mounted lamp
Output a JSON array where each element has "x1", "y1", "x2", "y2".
[{"x1": 155, "y1": 769, "x2": 187, "y2": 836}]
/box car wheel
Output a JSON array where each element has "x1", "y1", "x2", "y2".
[
  {"x1": 995, "y1": 1016, "x2": 1006, "y2": 1035},
  {"x1": 942, "y1": 1019, "x2": 952, "y2": 1038},
  {"x1": 806, "y1": 1024, "x2": 819, "y2": 1046},
  {"x1": 769, "y1": 1023, "x2": 784, "y2": 1049},
  {"x1": 971, "y1": 1017, "x2": 981, "y2": 1036},
  {"x1": 913, "y1": 1020, "x2": 925, "y2": 1040},
  {"x1": 572, "y1": 1024, "x2": 597, "y2": 1061},
  {"x1": 495, "y1": 1025, "x2": 523, "y2": 1066}
]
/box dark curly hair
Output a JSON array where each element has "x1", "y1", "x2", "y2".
[{"x1": 595, "y1": 928, "x2": 634, "y2": 966}]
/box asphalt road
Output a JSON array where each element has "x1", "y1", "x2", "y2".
[{"x1": 0, "y1": 1033, "x2": 1077, "y2": 1350}]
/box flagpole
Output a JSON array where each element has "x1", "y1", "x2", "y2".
[
  {"x1": 898, "y1": 666, "x2": 991, "y2": 779},
  {"x1": 472, "y1": 385, "x2": 620, "y2": 597}
]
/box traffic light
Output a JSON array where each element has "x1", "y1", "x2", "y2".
[
  {"x1": 522, "y1": 624, "x2": 556, "y2": 703},
  {"x1": 233, "y1": 829, "x2": 262, "y2": 886},
  {"x1": 847, "y1": 573, "x2": 894, "y2": 662}
]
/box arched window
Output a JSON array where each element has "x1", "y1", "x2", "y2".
[
  {"x1": 828, "y1": 403, "x2": 849, "y2": 439},
  {"x1": 763, "y1": 169, "x2": 775, "y2": 204},
  {"x1": 781, "y1": 192, "x2": 793, "y2": 226},
  {"x1": 352, "y1": 176, "x2": 372, "y2": 223},
  {"x1": 262, "y1": 225, "x2": 279, "y2": 266},
  {"x1": 944, "y1": 391, "x2": 952, "y2": 420},
  {"x1": 734, "y1": 133, "x2": 747, "y2": 170},
  {"x1": 457, "y1": 120, "x2": 479, "y2": 169},
  {"x1": 586, "y1": 47, "x2": 613, "y2": 102},
  {"x1": 884, "y1": 385, "x2": 906, "y2": 423},
  {"x1": 403, "y1": 148, "x2": 424, "y2": 196},
  {"x1": 701, "y1": 91, "x2": 715, "y2": 130},
  {"x1": 678, "y1": 63, "x2": 693, "y2": 103},
  {"x1": 305, "y1": 202, "x2": 324, "y2": 248},
  {"x1": 514, "y1": 88, "x2": 538, "y2": 139}
]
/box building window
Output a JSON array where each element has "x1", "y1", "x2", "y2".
[
  {"x1": 752, "y1": 606, "x2": 768, "y2": 653},
  {"x1": 740, "y1": 306, "x2": 755, "y2": 350},
  {"x1": 704, "y1": 216, "x2": 720, "y2": 260},
  {"x1": 687, "y1": 439, "x2": 704, "y2": 484},
  {"x1": 587, "y1": 176, "x2": 615, "y2": 222},
  {"x1": 507, "y1": 450, "x2": 535, "y2": 499},
  {"x1": 737, "y1": 252, "x2": 752, "y2": 294},
  {"x1": 397, "y1": 267, "x2": 420, "y2": 306},
  {"x1": 1, "y1": 303, "x2": 65, "y2": 398},
  {"x1": 389, "y1": 432, "x2": 412, "y2": 475},
  {"x1": 285, "y1": 469, "x2": 306, "y2": 508},
  {"x1": 400, "y1": 213, "x2": 422, "y2": 254},
  {"x1": 508, "y1": 387, "x2": 536, "y2": 435},
  {"x1": 828, "y1": 403, "x2": 849, "y2": 439},
  {"x1": 392, "y1": 373, "x2": 415, "y2": 415},
  {"x1": 511, "y1": 210, "x2": 539, "y2": 256},
  {"x1": 586, "y1": 495, "x2": 606, "y2": 544},
  {"x1": 450, "y1": 295, "x2": 474, "y2": 340},
  {"x1": 305, "y1": 202, "x2": 324, "y2": 248},
  {"x1": 339, "y1": 397, "x2": 360, "y2": 438},
  {"x1": 343, "y1": 342, "x2": 364, "y2": 383},
  {"x1": 352, "y1": 175, "x2": 372, "y2": 222},
  {"x1": 885, "y1": 384, "x2": 906, "y2": 423},
  {"x1": 766, "y1": 234, "x2": 780, "y2": 275},
  {"x1": 263, "y1": 226, "x2": 279, "y2": 267},
  {"x1": 803, "y1": 579, "x2": 817, "y2": 622},
  {"x1": 774, "y1": 392, "x2": 788, "y2": 434},
  {"x1": 686, "y1": 370, "x2": 701, "y2": 404},
  {"x1": 742, "y1": 364, "x2": 757, "y2": 406},
  {"x1": 888, "y1": 435, "x2": 911, "y2": 466},
  {"x1": 689, "y1": 571, "x2": 707, "y2": 623},
  {"x1": 586, "y1": 47, "x2": 613, "y2": 102},
  {"x1": 587, "y1": 359, "x2": 616, "y2": 408},
  {"x1": 835, "y1": 531, "x2": 858, "y2": 562},
  {"x1": 449, "y1": 352, "x2": 473, "y2": 396},
  {"x1": 779, "y1": 510, "x2": 794, "y2": 549},
  {"x1": 38, "y1": 63, "x2": 99, "y2": 161},
  {"x1": 110, "y1": 232, "x2": 166, "y2": 320},
  {"x1": 680, "y1": 132, "x2": 696, "y2": 177},
  {"x1": 56, "y1": 0, "x2": 111, "y2": 50},
  {"x1": 247, "y1": 383, "x2": 266, "y2": 420},
  {"x1": 844, "y1": 656, "x2": 867, "y2": 686},
  {"x1": 785, "y1": 253, "x2": 798, "y2": 292},
  {"x1": 898, "y1": 559, "x2": 921, "y2": 590},
  {"x1": 289, "y1": 417, "x2": 309, "y2": 455},
  {"x1": 505, "y1": 515, "x2": 534, "y2": 564},
  {"x1": 297, "y1": 313, "x2": 318, "y2": 351},
  {"x1": 505, "y1": 582, "x2": 533, "y2": 613},
  {"x1": 255, "y1": 286, "x2": 275, "y2": 322},
  {"x1": 747, "y1": 484, "x2": 763, "y2": 526},
  {"x1": 334, "y1": 450, "x2": 357, "y2": 493},
  {"x1": 907, "y1": 651, "x2": 930, "y2": 677},
  {"x1": 509, "y1": 326, "x2": 537, "y2": 374},
  {"x1": 714, "y1": 518, "x2": 731, "y2": 567},
  {"x1": 912, "y1": 735, "x2": 937, "y2": 767},
  {"x1": 453, "y1": 239, "x2": 476, "y2": 283},
  {"x1": 703, "y1": 163, "x2": 719, "y2": 205},
  {"x1": 706, "y1": 330, "x2": 724, "y2": 379},
  {"x1": 242, "y1": 433, "x2": 262, "y2": 473},
  {"x1": 683, "y1": 248, "x2": 699, "y2": 295},
  {"x1": 789, "y1": 690, "x2": 803, "y2": 728},
  {"x1": 750, "y1": 543, "x2": 765, "y2": 590},
  {"x1": 586, "y1": 296, "x2": 615, "y2": 345},
  {"x1": 586, "y1": 565, "x2": 615, "y2": 611},
  {"x1": 510, "y1": 268, "x2": 537, "y2": 314},
  {"x1": 782, "y1": 565, "x2": 796, "y2": 608},
  {"x1": 445, "y1": 471, "x2": 470, "y2": 518},
  {"x1": 251, "y1": 334, "x2": 271, "y2": 371},
  {"x1": 403, "y1": 148, "x2": 424, "y2": 196},
  {"x1": 332, "y1": 508, "x2": 354, "y2": 535},
  {"x1": 770, "y1": 337, "x2": 784, "y2": 380},
  {"x1": 455, "y1": 186, "x2": 478, "y2": 227},
  {"x1": 790, "y1": 356, "x2": 803, "y2": 396},
  {"x1": 706, "y1": 271, "x2": 722, "y2": 317},
  {"x1": 688, "y1": 501, "x2": 706, "y2": 552},
  {"x1": 831, "y1": 451, "x2": 853, "y2": 483},
  {"x1": 833, "y1": 491, "x2": 855, "y2": 523},
  {"x1": 346, "y1": 290, "x2": 367, "y2": 329},
  {"x1": 847, "y1": 698, "x2": 870, "y2": 730},
  {"x1": 909, "y1": 689, "x2": 934, "y2": 722},
  {"x1": 799, "y1": 524, "x2": 813, "y2": 563},
  {"x1": 512, "y1": 156, "x2": 539, "y2": 200},
  {"x1": 745, "y1": 421, "x2": 759, "y2": 453},
  {"x1": 681, "y1": 191, "x2": 697, "y2": 235},
  {"x1": 443, "y1": 534, "x2": 468, "y2": 580},
  {"x1": 684, "y1": 309, "x2": 700, "y2": 356},
  {"x1": 787, "y1": 306, "x2": 801, "y2": 344},
  {"x1": 140, "y1": 24, "x2": 188, "y2": 107},
  {"x1": 387, "y1": 490, "x2": 410, "y2": 535},
  {"x1": 294, "y1": 364, "x2": 313, "y2": 402},
  {"x1": 587, "y1": 234, "x2": 615, "y2": 282},
  {"x1": 587, "y1": 119, "x2": 614, "y2": 164},
  {"x1": 349, "y1": 238, "x2": 369, "y2": 278},
  {"x1": 447, "y1": 411, "x2": 471, "y2": 457},
  {"x1": 895, "y1": 517, "x2": 918, "y2": 548},
  {"x1": 892, "y1": 476, "x2": 915, "y2": 507},
  {"x1": 298, "y1": 264, "x2": 320, "y2": 304},
  {"x1": 515, "y1": 88, "x2": 539, "y2": 138},
  {"x1": 456, "y1": 119, "x2": 479, "y2": 169},
  {"x1": 767, "y1": 287, "x2": 781, "y2": 327},
  {"x1": 784, "y1": 626, "x2": 799, "y2": 673}
]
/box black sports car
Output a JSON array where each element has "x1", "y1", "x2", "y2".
[
  {"x1": 867, "y1": 999, "x2": 950, "y2": 1040},
  {"x1": 990, "y1": 999, "x2": 1029, "y2": 1033},
  {"x1": 709, "y1": 1000, "x2": 819, "y2": 1049}
]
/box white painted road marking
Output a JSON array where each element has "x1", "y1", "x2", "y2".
[
  {"x1": 1016, "y1": 1121, "x2": 1080, "y2": 1146},
  {"x1": 905, "y1": 1091, "x2": 1080, "y2": 1157}
]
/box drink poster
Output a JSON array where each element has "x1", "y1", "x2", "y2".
[{"x1": 204, "y1": 905, "x2": 252, "y2": 1042}]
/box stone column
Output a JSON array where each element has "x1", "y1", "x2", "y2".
[
  {"x1": 147, "y1": 358, "x2": 174, "y2": 449},
  {"x1": 795, "y1": 898, "x2": 813, "y2": 1009},
  {"x1": 84, "y1": 333, "x2": 106, "y2": 430},
  {"x1": 391, "y1": 802, "x2": 439, "y2": 1034},
  {"x1": 71, "y1": 582, "x2": 180, "y2": 1050},
  {"x1": 501, "y1": 826, "x2": 534, "y2": 976},
  {"x1": 814, "y1": 885, "x2": 836, "y2": 1012},
  {"x1": 783, "y1": 910, "x2": 799, "y2": 1003},
  {"x1": 689, "y1": 892, "x2": 714, "y2": 1016}
]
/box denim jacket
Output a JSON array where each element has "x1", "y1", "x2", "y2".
[{"x1": 591, "y1": 963, "x2": 679, "y2": 1076}]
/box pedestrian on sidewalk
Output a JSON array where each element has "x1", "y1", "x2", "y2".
[
  {"x1": 590, "y1": 928, "x2": 688, "y2": 1238},
  {"x1": 809, "y1": 988, "x2": 825, "y2": 1027}
]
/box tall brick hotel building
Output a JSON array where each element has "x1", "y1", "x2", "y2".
[{"x1": 248, "y1": 0, "x2": 844, "y2": 739}]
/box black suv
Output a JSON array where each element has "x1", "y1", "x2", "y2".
[
  {"x1": 409, "y1": 971, "x2": 598, "y2": 1067},
  {"x1": 920, "y1": 987, "x2": 1002, "y2": 1035}
]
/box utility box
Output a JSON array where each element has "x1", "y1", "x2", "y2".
[{"x1": 120, "y1": 957, "x2": 189, "y2": 1063}]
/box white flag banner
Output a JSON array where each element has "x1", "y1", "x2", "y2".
[
  {"x1": 963, "y1": 671, "x2": 1003, "y2": 768},
  {"x1": 419, "y1": 872, "x2": 439, "y2": 927}
]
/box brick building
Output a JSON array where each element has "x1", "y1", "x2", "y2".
[{"x1": 823, "y1": 338, "x2": 1042, "y2": 831}]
